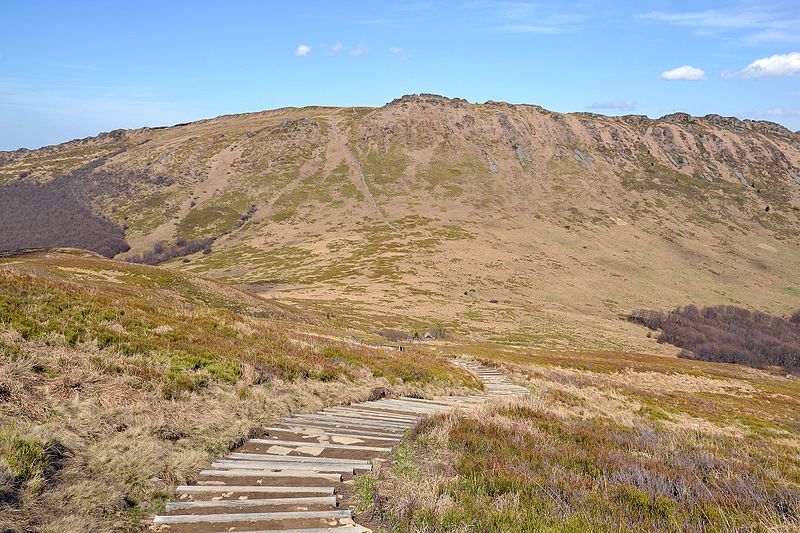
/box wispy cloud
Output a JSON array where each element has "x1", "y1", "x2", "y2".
[
  {"x1": 736, "y1": 52, "x2": 800, "y2": 78},
  {"x1": 463, "y1": 2, "x2": 585, "y2": 34},
  {"x1": 639, "y1": 7, "x2": 800, "y2": 44},
  {"x1": 354, "y1": 18, "x2": 393, "y2": 25},
  {"x1": 661, "y1": 65, "x2": 706, "y2": 81},
  {"x1": 500, "y1": 24, "x2": 569, "y2": 34},
  {"x1": 758, "y1": 108, "x2": 800, "y2": 118},
  {"x1": 349, "y1": 45, "x2": 367, "y2": 57},
  {"x1": 326, "y1": 42, "x2": 344, "y2": 56},
  {"x1": 393, "y1": 2, "x2": 434, "y2": 12},
  {"x1": 462, "y1": 1, "x2": 540, "y2": 21},
  {"x1": 0, "y1": 79, "x2": 182, "y2": 127},
  {"x1": 294, "y1": 44, "x2": 311, "y2": 57},
  {"x1": 586, "y1": 100, "x2": 637, "y2": 112},
  {"x1": 389, "y1": 47, "x2": 404, "y2": 54}
]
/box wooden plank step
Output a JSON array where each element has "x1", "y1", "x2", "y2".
[
  {"x1": 320, "y1": 411, "x2": 417, "y2": 426},
  {"x1": 250, "y1": 439, "x2": 391, "y2": 452},
  {"x1": 272, "y1": 425, "x2": 402, "y2": 442},
  {"x1": 226, "y1": 453, "x2": 368, "y2": 465},
  {"x1": 373, "y1": 399, "x2": 445, "y2": 409},
  {"x1": 323, "y1": 408, "x2": 418, "y2": 422},
  {"x1": 175, "y1": 485, "x2": 335, "y2": 494},
  {"x1": 339, "y1": 405, "x2": 420, "y2": 418},
  {"x1": 225, "y1": 525, "x2": 365, "y2": 533},
  {"x1": 214, "y1": 459, "x2": 371, "y2": 470},
  {"x1": 361, "y1": 401, "x2": 438, "y2": 413},
  {"x1": 278, "y1": 420, "x2": 409, "y2": 434},
  {"x1": 165, "y1": 496, "x2": 337, "y2": 511},
  {"x1": 397, "y1": 397, "x2": 464, "y2": 407},
  {"x1": 289, "y1": 414, "x2": 413, "y2": 429},
  {"x1": 211, "y1": 460, "x2": 366, "y2": 473},
  {"x1": 153, "y1": 509, "x2": 352, "y2": 524},
  {"x1": 199, "y1": 469, "x2": 342, "y2": 480},
  {"x1": 281, "y1": 417, "x2": 410, "y2": 432},
  {"x1": 372, "y1": 400, "x2": 444, "y2": 412}
]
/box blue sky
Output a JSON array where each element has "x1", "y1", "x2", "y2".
[{"x1": 1, "y1": 0, "x2": 799, "y2": 150}]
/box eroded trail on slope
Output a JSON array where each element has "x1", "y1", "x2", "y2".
[
  {"x1": 150, "y1": 360, "x2": 529, "y2": 533},
  {"x1": 329, "y1": 123, "x2": 397, "y2": 232}
]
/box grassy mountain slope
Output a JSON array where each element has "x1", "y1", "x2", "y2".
[
  {"x1": 1, "y1": 95, "x2": 800, "y2": 531},
  {"x1": 0, "y1": 249, "x2": 475, "y2": 532},
  {"x1": 1, "y1": 94, "x2": 798, "y2": 350}
]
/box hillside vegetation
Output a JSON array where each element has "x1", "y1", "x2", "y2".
[
  {"x1": 0, "y1": 182, "x2": 129, "y2": 258},
  {"x1": 630, "y1": 305, "x2": 800, "y2": 372},
  {"x1": 1, "y1": 94, "x2": 798, "y2": 351},
  {"x1": 0, "y1": 250, "x2": 475, "y2": 532},
  {"x1": 356, "y1": 349, "x2": 800, "y2": 532},
  {"x1": 2, "y1": 96, "x2": 800, "y2": 532}
]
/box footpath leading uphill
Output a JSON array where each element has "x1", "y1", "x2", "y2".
[{"x1": 151, "y1": 360, "x2": 529, "y2": 533}]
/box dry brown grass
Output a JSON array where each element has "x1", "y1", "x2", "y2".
[
  {"x1": 357, "y1": 353, "x2": 800, "y2": 532},
  {"x1": 0, "y1": 251, "x2": 475, "y2": 532}
]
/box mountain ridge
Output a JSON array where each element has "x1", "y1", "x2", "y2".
[
  {"x1": 2, "y1": 93, "x2": 797, "y2": 155},
  {"x1": 1, "y1": 93, "x2": 798, "y2": 350}
]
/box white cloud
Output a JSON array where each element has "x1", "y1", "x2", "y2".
[
  {"x1": 586, "y1": 100, "x2": 637, "y2": 112},
  {"x1": 349, "y1": 45, "x2": 366, "y2": 56},
  {"x1": 661, "y1": 65, "x2": 706, "y2": 81},
  {"x1": 739, "y1": 52, "x2": 800, "y2": 78},
  {"x1": 326, "y1": 42, "x2": 343, "y2": 56},
  {"x1": 389, "y1": 47, "x2": 403, "y2": 54},
  {"x1": 294, "y1": 44, "x2": 311, "y2": 57}
]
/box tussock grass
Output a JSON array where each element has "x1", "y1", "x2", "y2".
[
  {"x1": 359, "y1": 356, "x2": 800, "y2": 532},
  {"x1": 0, "y1": 251, "x2": 475, "y2": 531}
]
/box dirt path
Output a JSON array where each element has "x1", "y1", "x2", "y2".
[
  {"x1": 330, "y1": 123, "x2": 397, "y2": 231},
  {"x1": 150, "y1": 360, "x2": 529, "y2": 532}
]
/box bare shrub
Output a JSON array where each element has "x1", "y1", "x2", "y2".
[
  {"x1": 126, "y1": 238, "x2": 214, "y2": 265},
  {"x1": 629, "y1": 305, "x2": 800, "y2": 372},
  {"x1": 377, "y1": 330, "x2": 412, "y2": 342},
  {"x1": 0, "y1": 183, "x2": 129, "y2": 258}
]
